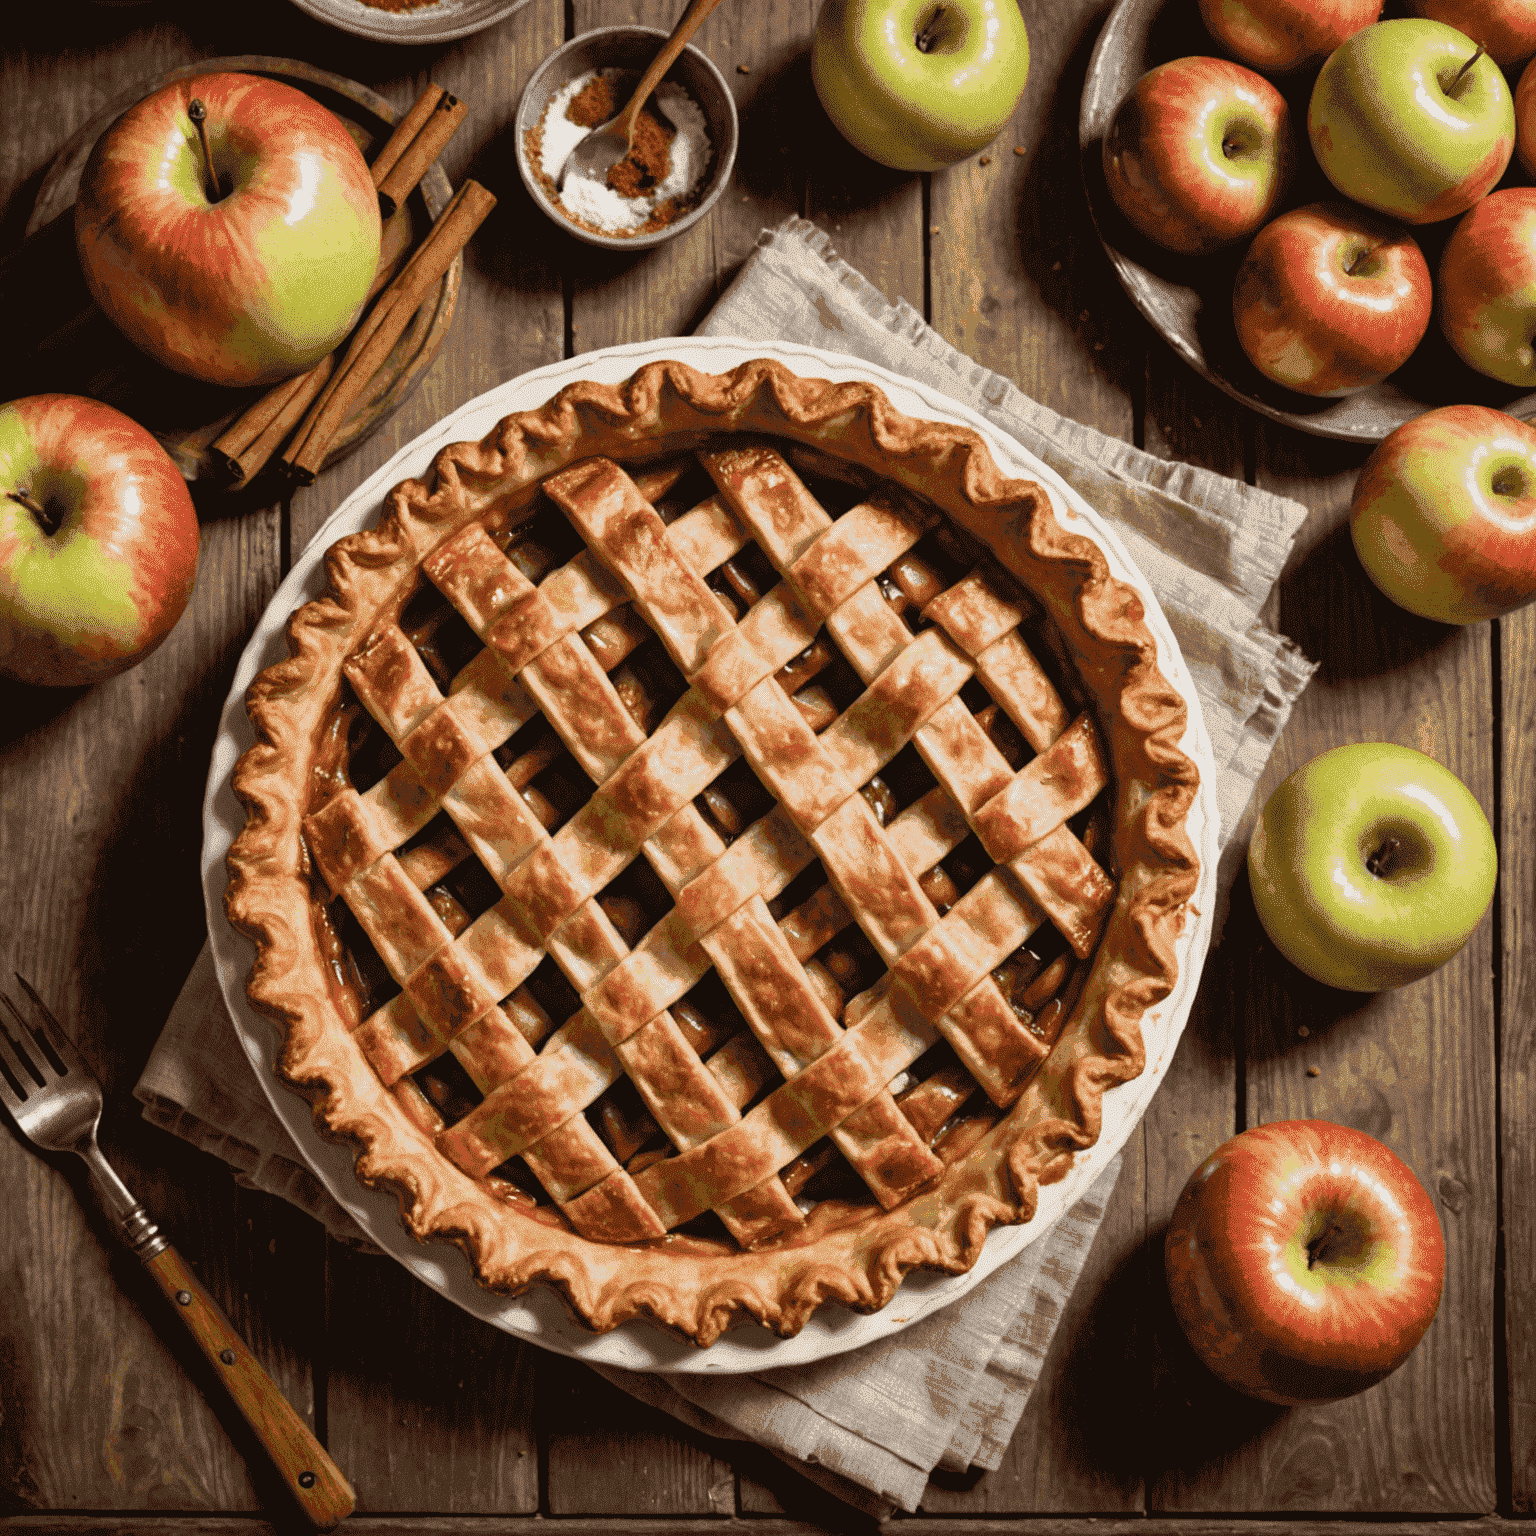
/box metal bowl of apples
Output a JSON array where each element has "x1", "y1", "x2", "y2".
[{"x1": 1080, "y1": 0, "x2": 1536, "y2": 442}]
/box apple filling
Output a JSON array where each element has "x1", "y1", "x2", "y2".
[{"x1": 298, "y1": 441, "x2": 1115, "y2": 1247}]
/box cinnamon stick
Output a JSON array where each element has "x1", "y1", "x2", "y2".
[
  {"x1": 210, "y1": 231, "x2": 403, "y2": 480},
  {"x1": 209, "y1": 82, "x2": 469, "y2": 484},
  {"x1": 223, "y1": 356, "x2": 335, "y2": 483},
  {"x1": 282, "y1": 179, "x2": 496, "y2": 483},
  {"x1": 376, "y1": 92, "x2": 468, "y2": 219},
  {"x1": 369, "y1": 83, "x2": 447, "y2": 191}
]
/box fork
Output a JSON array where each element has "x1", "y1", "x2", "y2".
[{"x1": 0, "y1": 976, "x2": 355, "y2": 1530}]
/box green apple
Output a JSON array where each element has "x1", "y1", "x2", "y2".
[
  {"x1": 811, "y1": 0, "x2": 1030, "y2": 171},
  {"x1": 1308, "y1": 18, "x2": 1514, "y2": 224},
  {"x1": 1248, "y1": 742, "x2": 1496, "y2": 991}
]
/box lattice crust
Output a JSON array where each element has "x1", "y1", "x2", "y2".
[{"x1": 227, "y1": 360, "x2": 1201, "y2": 1344}]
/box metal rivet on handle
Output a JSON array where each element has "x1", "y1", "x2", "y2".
[
  {"x1": 175, "y1": 1290, "x2": 192, "y2": 1305},
  {"x1": 299, "y1": 1472, "x2": 316, "y2": 1489},
  {"x1": 219, "y1": 1348, "x2": 235, "y2": 1365}
]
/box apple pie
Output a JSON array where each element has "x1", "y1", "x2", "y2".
[{"x1": 225, "y1": 359, "x2": 1201, "y2": 1344}]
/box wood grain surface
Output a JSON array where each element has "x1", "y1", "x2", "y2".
[{"x1": 0, "y1": 0, "x2": 1519, "y2": 1529}]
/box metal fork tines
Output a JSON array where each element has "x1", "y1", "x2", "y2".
[
  {"x1": 0, "y1": 975, "x2": 166, "y2": 1259},
  {"x1": 0, "y1": 975, "x2": 355, "y2": 1527}
]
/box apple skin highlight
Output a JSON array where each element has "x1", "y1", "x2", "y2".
[
  {"x1": 1166, "y1": 1120, "x2": 1446, "y2": 1405},
  {"x1": 1351, "y1": 404, "x2": 1536, "y2": 623},
  {"x1": 0, "y1": 395, "x2": 199, "y2": 687},
  {"x1": 1103, "y1": 56, "x2": 1292, "y2": 255},
  {"x1": 1232, "y1": 201, "x2": 1430, "y2": 395},
  {"x1": 1247, "y1": 742, "x2": 1496, "y2": 991},
  {"x1": 811, "y1": 0, "x2": 1031, "y2": 172},
  {"x1": 75, "y1": 73, "x2": 381, "y2": 388},
  {"x1": 1199, "y1": 0, "x2": 1380, "y2": 73},
  {"x1": 1308, "y1": 19, "x2": 1514, "y2": 225}
]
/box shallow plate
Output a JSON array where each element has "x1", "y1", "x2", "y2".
[
  {"x1": 25, "y1": 55, "x2": 458, "y2": 483},
  {"x1": 286, "y1": 0, "x2": 530, "y2": 45},
  {"x1": 1080, "y1": 0, "x2": 1536, "y2": 443},
  {"x1": 201, "y1": 336, "x2": 1220, "y2": 1374}
]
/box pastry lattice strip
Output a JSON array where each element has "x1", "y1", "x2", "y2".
[{"x1": 306, "y1": 450, "x2": 1111, "y2": 1243}]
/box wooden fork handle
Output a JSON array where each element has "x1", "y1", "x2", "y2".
[
  {"x1": 144, "y1": 1245, "x2": 355, "y2": 1530},
  {"x1": 620, "y1": 0, "x2": 730, "y2": 142}
]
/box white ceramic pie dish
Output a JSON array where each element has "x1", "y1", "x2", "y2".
[{"x1": 201, "y1": 335, "x2": 1220, "y2": 1374}]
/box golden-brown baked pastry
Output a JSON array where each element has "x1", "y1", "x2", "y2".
[{"x1": 226, "y1": 359, "x2": 1200, "y2": 1344}]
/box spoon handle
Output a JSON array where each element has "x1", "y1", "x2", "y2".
[{"x1": 619, "y1": 0, "x2": 730, "y2": 145}]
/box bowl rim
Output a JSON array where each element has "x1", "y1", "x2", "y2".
[{"x1": 515, "y1": 25, "x2": 740, "y2": 252}]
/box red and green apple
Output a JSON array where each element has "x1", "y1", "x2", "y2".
[
  {"x1": 1309, "y1": 18, "x2": 1514, "y2": 224},
  {"x1": 0, "y1": 394, "x2": 200, "y2": 687},
  {"x1": 1232, "y1": 201, "x2": 1430, "y2": 395},
  {"x1": 1247, "y1": 741, "x2": 1496, "y2": 991},
  {"x1": 1166, "y1": 1120, "x2": 1446, "y2": 1405},
  {"x1": 1103, "y1": 56, "x2": 1292, "y2": 255},
  {"x1": 1518, "y1": 54, "x2": 1536, "y2": 175},
  {"x1": 1200, "y1": 0, "x2": 1381, "y2": 73},
  {"x1": 1407, "y1": 0, "x2": 1536, "y2": 71},
  {"x1": 1351, "y1": 404, "x2": 1536, "y2": 623},
  {"x1": 75, "y1": 72, "x2": 381, "y2": 388},
  {"x1": 811, "y1": 0, "x2": 1031, "y2": 172},
  {"x1": 1438, "y1": 187, "x2": 1536, "y2": 385}
]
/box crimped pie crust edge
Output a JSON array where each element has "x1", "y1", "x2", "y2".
[{"x1": 224, "y1": 358, "x2": 1201, "y2": 1346}]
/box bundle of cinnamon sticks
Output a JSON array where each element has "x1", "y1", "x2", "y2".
[{"x1": 212, "y1": 84, "x2": 495, "y2": 486}]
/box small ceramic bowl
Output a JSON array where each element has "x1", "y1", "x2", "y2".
[{"x1": 516, "y1": 27, "x2": 738, "y2": 252}]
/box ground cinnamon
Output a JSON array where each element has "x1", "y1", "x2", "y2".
[{"x1": 565, "y1": 71, "x2": 676, "y2": 198}]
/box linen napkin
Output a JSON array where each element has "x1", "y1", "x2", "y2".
[{"x1": 137, "y1": 215, "x2": 1315, "y2": 1517}]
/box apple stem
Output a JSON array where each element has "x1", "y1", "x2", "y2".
[
  {"x1": 1306, "y1": 1221, "x2": 1344, "y2": 1270},
  {"x1": 1450, "y1": 44, "x2": 1486, "y2": 93},
  {"x1": 915, "y1": 5, "x2": 945, "y2": 52},
  {"x1": 7, "y1": 487, "x2": 58, "y2": 535},
  {"x1": 187, "y1": 98, "x2": 223, "y2": 203},
  {"x1": 1365, "y1": 835, "x2": 1400, "y2": 878}
]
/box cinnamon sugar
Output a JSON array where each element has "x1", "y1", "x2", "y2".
[{"x1": 528, "y1": 68, "x2": 713, "y2": 238}]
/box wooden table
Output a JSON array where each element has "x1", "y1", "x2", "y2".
[{"x1": 0, "y1": 2, "x2": 1526, "y2": 1532}]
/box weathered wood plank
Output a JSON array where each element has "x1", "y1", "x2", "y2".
[
  {"x1": 541, "y1": 1356, "x2": 735, "y2": 1516},
  {"x1": 323, "y1": 1243, "x2": 538, "y2": 1512},
  {"x1": 1, "y1": 1514, "x2": 1530, "y2": 1535},
  {"x1": 1501, "y1": 599, "x2": 1533, "y2": 1512},
  {"x1": 1145, "y1": 429, "x2": 1499, "y2": 1513},
  {"x1": 0, "y1": 26, "x2": 308, "y2": 1514}
]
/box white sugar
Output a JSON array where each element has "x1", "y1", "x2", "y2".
[{"x1": 535, "y1": 70, "x2": 713, "y2": 236}]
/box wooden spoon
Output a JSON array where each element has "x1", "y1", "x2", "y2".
[{"x1": 557, "y1": 0, "x2": 728, "y2": 191}]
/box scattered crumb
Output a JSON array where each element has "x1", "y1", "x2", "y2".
[
  {"x1": 1093, "y1": 341, "x2": 1104, "y2": 351},
  {"x1": 1051, "y1": 260, "x2": 1062, "y2": 271},
  {"x1": 1307, "y1": 1066, "x2": 1321, "y2": 1077},
  {"x1": 979, "y1": 154, "x2": 991, "y2": 165},
  {"x1": 1013, "y1": 145, "x2": 1025, "y2": 155},
  {"x1": 1298, "y1": 1025, "x2": 1310, "y2": 1037},
  {"x1": 737, "y1": 63, "x2": 751, "y2": 74},
  {"x1": 930, "y1": 225, "x2": 940, "y2": 234}
]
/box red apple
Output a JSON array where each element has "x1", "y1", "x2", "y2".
[
  {"x1": 75, "y1": 72, "x2": 381, "y2": 388},
  {"x1": 1439, "y1": 187, "x2": 1536, "y2": 386},
  {"x1": 1233, "y1": 202, "x2": 1432, "y2": 395},
  {"x1": 0, "y1": 395, "x2": 199, "y2": 687},
  {"x1": 1352, "y1": 404, "x2": 1536, "y2": 623},
  {"x1": 1200, "y1": 0, "x2": 1382, "y2": 72},
  {"x1": 1103, "y1": 57, "x2": 1292, "y2": 256},
  {"x1": 1407, "y1": 0, "x2": 1536, "y2": 70},
  {"x1": 1166, "y1": 1120, "x2": 1446, "y2": 1405},
  {"x1": 1518, "y1": 55, "x2": 1536, "y2": 175}
]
